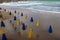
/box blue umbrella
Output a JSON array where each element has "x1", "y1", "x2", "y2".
[
  {"x1": 22, "y1": 23, "x2": 26, "y2": 30},
  {"x1": 0, "y1": 15, "x2": 2, "y2": 18},
  {"x1": 14, "y1": 10, "x2": 16, "y2": 13},
  {"x1": 1, "y1": 21, "x2": 5, "y2": 27},
  {"x1": 48, "y1": 25, "x2": 53, "y2": 33},
  {"x1": 9, "y1": 12, "x2": 11, "y2": 15},
  {"x1": 4, "y1": 9, "x2": 6, "y2": 12},
  {"x1": 2, "y1": 34, "x2": 7, "y2": 40},
  {"x1": 0, "y1": 8, "x2": 2, "y2": 10},
  {"x1": 21, "y1": 12, "x2": 23, "y2": 16},
  {"x1": 30, "y1": 17, "x2": 33, "y2": 22},
  {"x1": 14, "y1": 16, "x2": 16, "y2": 21}
]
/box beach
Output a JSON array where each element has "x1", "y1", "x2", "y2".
[{"x1": 0, "y1": 1, "x2": 60, "y2": 40}]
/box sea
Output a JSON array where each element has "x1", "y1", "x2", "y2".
[{"x1": 0, "y1": 1, "x2": 60, "y2": 12}]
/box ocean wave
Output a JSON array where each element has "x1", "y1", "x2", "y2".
[{"x1": 0, "y1": 1, "x2": 60, "y2": 12}]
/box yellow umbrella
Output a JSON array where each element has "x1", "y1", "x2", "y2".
[
  {"x1": 11, "y1": 14, "x2": 14, "y2": 18},
  {"x1": 1, "y1": 27, "x2": 6, "y2": 34},
  {"x1": 36, "y1": 21, "x2": 40, "y2": 27},
  {"x1": 17, "y1": 19, "x2": 21, "y2": 26},
  {"x1": 28, "y1": 28, "x2": 34, "y2": 39},
  {"x1": 0, "y1": 18, "x2": 3, "y2": 23},
  {"x1": 24, "y1": 15, "x2": 28, "y2": 19}
]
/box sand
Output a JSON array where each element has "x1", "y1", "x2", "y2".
[{"x1": 0, "y1": 7, "x2": 60, "y2": 40}]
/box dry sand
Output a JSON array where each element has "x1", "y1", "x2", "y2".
[{"x1": 0, "y1": 8, "x2": 60, "y2": 40}]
